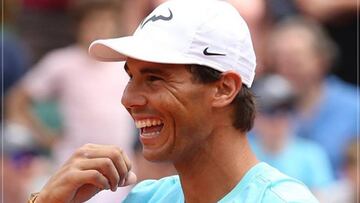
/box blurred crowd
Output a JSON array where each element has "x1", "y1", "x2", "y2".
[{"x1": 1, "y1": 0, "x2": 358, "y2": 202}]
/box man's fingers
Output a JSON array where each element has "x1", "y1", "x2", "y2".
[
  {"x1": 34, "y1": 144, "x2": 135, "y2": 203},
  {"x1": 113, "y1": 152, "x2": 129, "y2": 186},
  {"x1": 121, "y1": 171, "x2": 137, "y2": 187},
  {"x1": 122, "y1": 149, "x2": 132, "y2": 171},
  {"x1": 76, "y1": 158, "x2": 120, "y2": 191},
  {"x1": 72, "y1": 144, "x2": 133, "y2": 188},
  {"x1": 74, "y1": 169, "x2": 111, "y2": 191}
]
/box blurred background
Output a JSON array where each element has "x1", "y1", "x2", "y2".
[{"x1": 1, "y1": 0, "x2": 358, "y2": 202}]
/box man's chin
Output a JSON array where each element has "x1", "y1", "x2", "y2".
[{"x1": 142, "y1": 149, "x2": 172, "y2": 163}]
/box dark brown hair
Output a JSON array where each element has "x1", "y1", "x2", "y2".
[{"x1": 188, "y1": 64, "x2": 256, "y2": 132}]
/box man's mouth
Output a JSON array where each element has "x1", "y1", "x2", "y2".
[{"x1": 135, "y1": 119, "x2": 164, "y2": 137}]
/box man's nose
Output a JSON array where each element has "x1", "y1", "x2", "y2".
[{"x1": 121, "y1": 83, "x2": 147, "y2": 110}]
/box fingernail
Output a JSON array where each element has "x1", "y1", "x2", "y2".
[
  {"x1": 121, "y1": 178, "x2": 126, "y2": 186},
  {"x1": 121, "y1": 173, "x2": 129, "y2": 186}
]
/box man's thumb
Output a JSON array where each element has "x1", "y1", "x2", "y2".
[{"x1": 121, "y1": 171, "x2": 137, "y2": 187}]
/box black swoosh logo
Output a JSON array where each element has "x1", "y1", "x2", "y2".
[
  {"x1": 141, "y1": 8, "x2": 173, "y2": 28},
  {"x1": 203, "y1": 47, "x2": 226, "y2": 56}
]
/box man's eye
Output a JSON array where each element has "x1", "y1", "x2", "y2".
[{"x1": 147, "y1": 75, "x2": 162, "y2": 81}]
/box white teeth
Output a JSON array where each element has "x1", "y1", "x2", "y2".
[
  {"x1": 135, "y1": 119, "x2": 163, "y2": 129},
  {"x1": 141, "y1": 131, "x2": 161, "y2": 137}
]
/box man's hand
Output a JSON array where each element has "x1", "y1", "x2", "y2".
[{"x1": 35, "y1": 144, "x2": 137, "y2": 203}]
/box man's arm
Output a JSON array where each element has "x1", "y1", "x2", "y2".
[
  {"x1": 5, "y1": 86, "x2": 59, "y2": 148},
  {"x1": 33, "y1": 144, "x2": 137, "y2": 203}
]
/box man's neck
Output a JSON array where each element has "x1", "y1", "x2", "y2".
[{"x1": 174, "y1": 127, "x2": 258, "y2": 203}]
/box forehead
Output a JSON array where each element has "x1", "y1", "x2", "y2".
[{"x1": 124, "y1": 58, "x2": 189, "y2": 74}]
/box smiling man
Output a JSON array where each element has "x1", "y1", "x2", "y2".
[{"x1": 29, "y1": 0, "x2": 318, "y2": 203}]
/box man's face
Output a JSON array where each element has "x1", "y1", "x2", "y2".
[
  {"x1": 121, "y1": 58, "x2": 214, "y2": 162},
  {"x1": 269, "y1": 28, "x2": 324, "y2": 92}
]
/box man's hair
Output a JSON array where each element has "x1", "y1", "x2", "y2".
[{"x1": 187, "y1": 64, "x2": 256, "y2": 132}]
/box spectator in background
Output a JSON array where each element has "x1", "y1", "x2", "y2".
[
  {"x1": 1, "y1": 19, "x2": 38, "y2": 203},
  {"x1": 7, "y1": 0, "x2": 136, "y2": 202},
  {"x1": 267, "y1": 17, "x2": 357, "y2": 176},
  {"x1": 2, "y1": 31, "x2": 29, "y2": 105},
  {"x1": 250, "y1": 74, "x2": 334, "y2": 196},
  {"x1": 294, "y1": 0, "x2": 357, "y2": 23},
  {"x1": 265, "y1": 0, "x2": 358, "y2": 85},
  {"x1": 15, "y1": 0, "x2": 74, "y2": 65},
  {"x1": 295, "y1": 0, "x2": 358, "y2": 85},
  {"x1": 318, "y1": 139, "x2": 359, "y2": 203},
  {"x1": 2, "y1": 0, "x2": 30, "y2": 99},
  {"x1": 1, "y1": 122, "x2": 48, "y2": 203},
  {"x1": 339, "y1": 140, "x2": 358, "y2": 203}
]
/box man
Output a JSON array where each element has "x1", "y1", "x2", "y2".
[
  {"x1": 30, "y1": 0, "x2": 318, "y2": 202},
  {"x1": 267, "y1": 17, "x2": 357, "y2": 175}
]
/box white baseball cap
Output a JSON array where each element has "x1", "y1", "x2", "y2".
[{"x1": 89, "y1": 0, "x2": 256, "y2": 87}]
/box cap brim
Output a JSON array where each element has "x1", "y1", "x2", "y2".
[{"x1": 89, "y1": 36, "x2": 190, "y2": 64}]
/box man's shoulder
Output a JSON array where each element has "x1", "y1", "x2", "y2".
[
  {"x1": 123, "y1": 175, "x2": 182, "y2": 203},
  {"x1": 222, "y1": 163, "x2": 319, "y2": 203},
  {"x1": 254, "y1": 163, "x2": 319, "y2": 203},
  {"x1": 124, "y1": 164, "x2": 319, "y2": 203},
  {"x1": 262, "y1": 178, "x2": 319, "y2": 203}
]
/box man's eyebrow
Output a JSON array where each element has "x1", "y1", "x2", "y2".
[
  {"x1": 140, "y1": 67, "x2": 170, "y2": 77},
  {"x1": 123, "y1": 63, "x2": 171, "y2": 77}
]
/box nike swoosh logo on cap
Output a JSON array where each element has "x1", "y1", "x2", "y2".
[
  {"x1": 141, "y1": 8, "x2": 173, "y2": 28},
  {"x1": 203, "y1": 47, "x2": 226, "y2": 56}
]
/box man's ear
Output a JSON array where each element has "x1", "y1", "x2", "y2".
[{"x1": 211, "y1": 71, "x2": 242, "y2": 108}]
